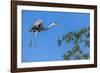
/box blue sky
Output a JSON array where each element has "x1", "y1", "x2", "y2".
[{"x1": 22, "y1": 10, "x2": 90, "y2": 62}]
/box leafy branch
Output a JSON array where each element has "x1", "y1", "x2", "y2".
[{"x1": 57, "y1": 27, "x2": 90, "y2": 60}]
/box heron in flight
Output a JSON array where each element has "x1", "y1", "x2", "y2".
[{"x1": 29, "y1": 19, "x2": 58, "y2": 48}]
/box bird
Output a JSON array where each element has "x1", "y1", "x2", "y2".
[{"x1": 29, "y1": 19, "x2": 58, "y2": 48}]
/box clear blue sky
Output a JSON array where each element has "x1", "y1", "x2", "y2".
[{"x1": 22, "y1": 10, "x2": 90, "y2": 62}]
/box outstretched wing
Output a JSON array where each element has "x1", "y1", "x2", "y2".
[
  {"x1": 29, "y1": 19, "x2": 43, "y2": 32},
  {"x1": 32, "y1": 19, "x2": 43, "y2": 28}
]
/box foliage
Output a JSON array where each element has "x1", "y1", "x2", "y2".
[{"x1": 57, "y1": 27, "x2": 90, "y2": 60}]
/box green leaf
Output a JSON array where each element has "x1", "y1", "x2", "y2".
[
  {"x1": 63, "y1": 54, "x2": 69, "y2": 60},
  {"x1": 57, "y1": 26, "x2": 90, "y2": 60}
]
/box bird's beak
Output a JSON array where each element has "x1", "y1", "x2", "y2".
[{"x1": 54, "y1": 23, "x2": 58, "y2": 26}]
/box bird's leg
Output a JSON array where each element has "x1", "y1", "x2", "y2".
[
  {"x1": 29, "y1": 37, "x2": 32, "y2": 48},
  {"x1": 30, "y1": 31, "x2": 38, "y2": 48},
  {"x1": 33, "y1": 31, "x2": 38, "y2": 48},
  {"x1": 34, "y1": 31, "x2": 38, "y2": 37},
  {"x1": 29, "y1": 35, "x2": 33, "y2": 48}
]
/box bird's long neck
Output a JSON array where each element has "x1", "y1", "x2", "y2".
[
  {"x1": 48, "y1": 23, "x2": 56, "y2": 28},
  {"x1": 42, "y1": 23, "x2": 57, "y2": 31}
]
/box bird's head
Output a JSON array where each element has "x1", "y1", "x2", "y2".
[
  {"x1": 52, "y1": 22, "x2": 58, "y2": 26},
  {"x1": 49, "y1": 22, "x2": 58, "y2": 28}
]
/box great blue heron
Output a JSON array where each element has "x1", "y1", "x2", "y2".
[{"x1": 29, "y1": 19, "x2": 58, "y2": 48}]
